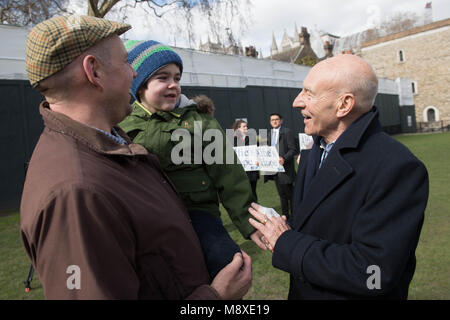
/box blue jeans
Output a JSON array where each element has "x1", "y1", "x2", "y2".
[{"x1": 188, "y1": 210, "x2": 241, "y2": 278}]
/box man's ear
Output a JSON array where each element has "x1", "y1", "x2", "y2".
[
  {"x1": 336, "y1": 93, "x2": 355, "y2": 118},
  {"x1": 82, "y1": 55, "x2": 103, "y2": 90}
]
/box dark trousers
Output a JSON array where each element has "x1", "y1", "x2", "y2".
[
  {"x1": 188, "y1": 210, "x2": 241, "y2": 278},
  {"x1": 249, "y1": 180, "x2": 258, "y2": 201},
  {"x1": 275, "y1": 181, "x2": 293, "y2": 218}
]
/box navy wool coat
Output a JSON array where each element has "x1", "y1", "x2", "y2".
[{"x1": 272, "y1": 107, "x2": 429, "y2": 299}]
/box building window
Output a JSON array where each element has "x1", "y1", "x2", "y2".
[
  {"x1": 398, "y1": 50, "x2": 405, "y2": 63},
  {"x1": 407, "y1": 115, "x2": 412, "y2": 127},
  {"x1": 423, "y1": 106, "x2": 439, "y2": 123},
  {"x1": 411, "y1": 81, "x2": 418, "y2": 95},
  {"x1": 427, "y1": 109, "x2": 436, "y2": 122}
]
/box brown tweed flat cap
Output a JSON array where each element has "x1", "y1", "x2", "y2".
[{"x1": 26, "y1": 15, "x2": 131, "y2": 87}]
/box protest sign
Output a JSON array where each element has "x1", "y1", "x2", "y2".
[
  {"x1": 233, "y1": 145, "x2": 285, "y2": 172},
  {"x1": 299, "y1": 133, "x2": 314, "y2": 151},
  {"x1": 233, "y1": 145, "x2": 259, "y2": 171}
]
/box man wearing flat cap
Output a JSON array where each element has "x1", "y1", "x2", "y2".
[{"x1": 20, "y1": 15, "x2": 251, "y2": 300}]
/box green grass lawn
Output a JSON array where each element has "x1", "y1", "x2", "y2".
[
  {"x1": 394, "y1": 132, "x2": 450, "y2": 299},
  {"x1": 0, "y1": 132, "x2": 448, "y2": 300},
  {"x1": 0, "y1": 213, "x2": 43, "y2": 300}
]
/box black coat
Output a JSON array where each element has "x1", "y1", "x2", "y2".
[
  {"x1": 272, "y1": 107, "x2": 429, "y2": 299},
  {"x1": 266, "y1": 126, "x2": 298, "y2": 184}
]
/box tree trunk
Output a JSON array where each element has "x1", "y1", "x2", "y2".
[{"x1": 88, "y1": 0, "x2": 121, "y2": 18}]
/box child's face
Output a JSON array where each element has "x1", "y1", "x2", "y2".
[{"x1": 138, "y1": 63, "x2": 181, "y2": 113}]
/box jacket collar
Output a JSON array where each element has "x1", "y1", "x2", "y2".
[
  {"x1": 176, "y1": 94, "x2": 196, "y2": 109},
  {"x1": 131, "y1": 97, "x2": 197, "y2": 122},
  {"x1": 40, "y1": 101, "x2": 148, "y2": 157},
  {"x1": 292, "y1": 106, "x2": 381, "y2": 230},
  {"x1": 311, "y1": 106, "x2": 380, "y2": 151},
  {"x1": 334, "y1": 106, "x2": 380, "y2": 150}
]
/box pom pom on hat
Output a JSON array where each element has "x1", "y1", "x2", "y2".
[{"x1": 126, "y1": 40, "x2": 183, "y2": 101}]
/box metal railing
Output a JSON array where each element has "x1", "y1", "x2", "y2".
[{"x1": 417, "y1": 120, "x2": 450, "y2": 133}]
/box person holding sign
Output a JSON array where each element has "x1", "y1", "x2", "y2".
[
  {"x1": 249, "y1": 54, "x2": 428, "y2": 299},
  {"x1": 232, "y1": 120, "x2": 260, "y2": 201}
]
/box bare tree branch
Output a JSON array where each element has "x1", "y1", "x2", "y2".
[
  {"x1": 98, "y1": 0, "x2": 121, "y2": 18},
  {"x1": 88, "y1": 0, "x2": 100, "y2": 17},
  {"x1": 0, "y1": 0, "x2": 68, "y2": 26},
  {"x1": 1, "y1": 0, "x2": 253, "y2": 54}
]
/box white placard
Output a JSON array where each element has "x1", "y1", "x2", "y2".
[
  {"x1": 257, "y1": 146, "x2": 285, "y2": 172},
  {"x1": 233, "y1": 146, "x2": 285, "y2": 172},
  {"x1": 233, "y1": 145, "x2": 259, "y2": 171},
  {"x1": 299, "y1": 133, "x2": 314, "y2": 151}
]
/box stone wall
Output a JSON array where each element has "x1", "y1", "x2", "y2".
[{"x1": 360, "y1": 21, "x2": 450, "y2": 122}]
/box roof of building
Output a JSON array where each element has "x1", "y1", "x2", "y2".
[
  {"x1": 270, "y1": 43, "x2": 318, "y2": 64},
  {"x1": 361, "y1": 17, "x2": 450, "y2": 48},
  {"x1": 271, "y1": 46, "x2": 299, "y2": 62}
]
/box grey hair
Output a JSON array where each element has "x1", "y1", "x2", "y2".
[
  {"x1": 333, "y1": 60, "x2": 378, "y2": 113},
  {"x1": 353, "y1": 69, "x2": 378, "y2": 111}
]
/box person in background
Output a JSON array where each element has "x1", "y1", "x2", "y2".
[
  {"x1": 232, "y1": 119, "x2": 259, "y2": 201},
  {"x1": 267, "y1": 113, "x2": 298, "y2": 218}
]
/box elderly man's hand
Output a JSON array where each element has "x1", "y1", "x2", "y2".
[{"x1": 248, "y1": 203, "x2": 291, "y2": 252}]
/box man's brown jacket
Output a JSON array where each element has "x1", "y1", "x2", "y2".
[{"x1": 20, "y1": 102, "x2": 219, "y2": 299}]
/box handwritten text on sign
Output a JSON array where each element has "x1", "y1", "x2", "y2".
[{"x1": 234, "y1": 146, "x2": 285, "y2": 172}]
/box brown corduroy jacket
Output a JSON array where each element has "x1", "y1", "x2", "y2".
[{"x1": 20, "y1": 102, "x2": 219, "y2": 300}]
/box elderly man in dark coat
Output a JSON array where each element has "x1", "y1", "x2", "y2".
[{"x1": 249, "y1": 54, "x2": 428, "y2": 300}]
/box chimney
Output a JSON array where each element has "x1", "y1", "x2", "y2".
[
  {"x1": 245, "y1": 46, "x2": 258, "y2": 58},
  {"x1": 423, "y1": 2, "x2": 433, "y2": 25},
  {"x1": 299, "y1": 27, "x2": 311, "y2": 46},
  {"x1": 323, "y1": 41, "x2": 333, "y2": 58}
]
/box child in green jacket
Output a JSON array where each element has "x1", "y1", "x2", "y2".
[{"x1": 120, "y1": 40, "x2": 262, "y2": 277}]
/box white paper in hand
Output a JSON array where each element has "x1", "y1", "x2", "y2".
[{"x1": 256, "y1": 204, "x2": 280, "y2": 218}]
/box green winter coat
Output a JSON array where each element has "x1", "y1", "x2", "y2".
[{"x1": 120, "y1": 96, "x2": 256, "y2": 239}]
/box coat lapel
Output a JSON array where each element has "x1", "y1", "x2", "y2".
[
  {"x1": 292, "y1": 150, "x2": 353, "y2": 230},
  {"x1": 292, "y1": 149, "x2": 310, "y2": 213},
  {"x1": 278, "y1": 128, "x2": 285, "y2": 143},
  {"x1": 291, "y1": 107, "x2": 381, "y2": 230}
]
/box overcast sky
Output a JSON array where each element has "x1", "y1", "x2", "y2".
[
  {"x1": 239, "y1": 0, "x2": 450, "y2": 57},
  {"x1": 70, "y1": 0, "x2": 450, "y2": 58}
]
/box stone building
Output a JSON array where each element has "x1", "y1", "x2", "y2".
[
  {"x1": 270, "y1": 25, "x2": 318, "y2": 65},
  {"x1": 360, "y1": 18, "x2": 450, "y2": 125},
  {"x1": 199, "y1": 35, "x2": 245, "y2": 56}
]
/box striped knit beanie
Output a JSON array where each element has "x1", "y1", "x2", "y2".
[{"x1": 126, "y1": 40, "x2": 183, "y2": 101}]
